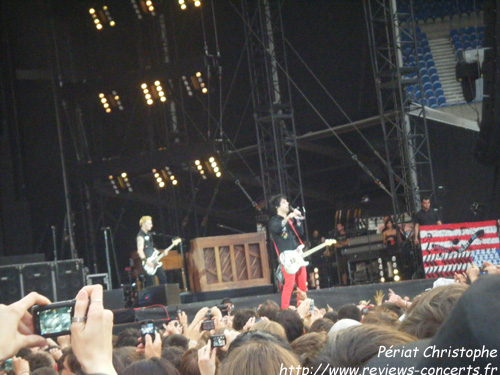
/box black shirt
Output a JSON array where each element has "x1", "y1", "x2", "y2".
[
  {"x1": 268, "y1": 215, "x2": 304, "y2": 254},
  {"x1": 414, "y1": 209, "x2": 441, "y2": 226},
  {"x1": 137, "y1": 229, "x2": 155, "y2": 258}
]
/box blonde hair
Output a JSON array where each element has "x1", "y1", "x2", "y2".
[
  {"x1": 249, "y1": 320, "x2": 287, "y2": 340},
  {"x1": 139, "y1": 216, "x2": 152, "y2": 227}
]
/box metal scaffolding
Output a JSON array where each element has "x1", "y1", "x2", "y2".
[
  {"x1": 364, "y1": 0, "x2": 437, "y2": 220},
  {"x1": 240, "y1": 0, "x2": 305, "y2": 209}
]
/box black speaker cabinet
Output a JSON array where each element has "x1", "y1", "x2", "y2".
[
  {"x1": 137, "y1": 283, "x2": 181, "y2": 307},
  {"x1": 21, "y1": 262, "x2": 55, "y2": 301},
  {"x1": 55, "y1": 259, "x2": 85, "y2": 301},
  {"x1": 0, "y1": 265, "x2": 23, "y2": 304},
  {"x1": 104, "y1": 288, "x2": 125, "y2": 310}
]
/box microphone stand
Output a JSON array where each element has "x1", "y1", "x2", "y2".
[
  {"x1": 51, "y1": 225, "x2": 58, "y2": 261},
  {"x1": 102, "y1": 228, "x2": 113, "y2": 290}
]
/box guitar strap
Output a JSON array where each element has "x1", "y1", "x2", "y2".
[
  {"x1": 288, "y1": 220, "x2": 304, "y2": 245},
  {"x1": 273, "y1": 220, "x2": 304, "y2": 259}
]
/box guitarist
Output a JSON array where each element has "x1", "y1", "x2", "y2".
[
  {"x1": 268, "y1": 194, "x2": 306, "y2": 309},
  {"x1": 137, "y1": 216, "x2": 167, "y2": 287}
]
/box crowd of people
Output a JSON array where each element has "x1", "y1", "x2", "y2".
[{"x1": 1, "y1": 261, "x2": 499, "y2": 375}]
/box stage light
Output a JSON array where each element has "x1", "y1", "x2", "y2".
[
  {"x1": 105, "y1": 108, "x2": 111, "y2": 113},
  {"x1": 194, "y1": 0, "x2": 201, "y2": 6},
  {"x1": 201, "y1": 87, "x2": 208, "y2": 94},
  {"x1": 195, "y1": 160, "x2": 201, "y2": 165},
  {"x1": 141, "y1": 83, "x2": 147, "y2": 89},
  {"x1": 196, "y1": 72, "x2": 202, "y2": 78},
  {"x1": 96, "y1": 24, "x2": 103, "y2": 30},
  {"x1": 89, "y1": 8, "x2": 96, "y2": 14},
  {"x1": 103, "y1": 103, "x2": 109, "y2": 109},
  {"x1": 154, "y1": 80, "x2": 160, "y2": 86},
  {"x1": 209, "y1": 157, "x2": 215, "y2": 163},
  {"x1": 99, "y1": 93, "x2": 105, "y2": 99},
  {"x1": 197, "y1": 165, "x2": 202, "y2": 170},
  {"x1": 180, "y1": 3, "x2": 187, "y2": 10},
  {"x1": 159, "y1": 181, "x2": 165, "y2": 188},
  {"x1": 211, "y1": 162, "x2": 217, "y2": 168},
  {"x1": 154, "y1": 173, "x2": 160, "y2": 178},
  {"x1": 380, "y1": 277, "x2": 386, "y2": 283},
  {"x1": 394, "y1": 275, "x2": 401, "y2": 282},
  {"x1": 213, "y1": 166, "x2": 219, "y2": 173},
  {"x1": 145, "y1": 93, "x2": 152, "y2": 100},
  {"x1": 109, "y1": 20, "x2": 116, "y2": 27},
  {"x1": 101, "y1": 98, "x2": 107, "y2": 104},
  {"x1": 121, "y1": 172, "x2": 127, "y2": 178},
  {"x1": 216, "y1": 171, "x2": 221, "y2": 178},
  {"x1": 172, "y1": 180, "x2": 178, "y2": 185},
  {"x1": 89, "y1": 6, "x2": 115, "y2": 30},
  {"x1": 160, "y1": 97, "x2": 167, "y2": 102},
  {"x1": 147, "y1": 99, "x2": 153, "y2": 105}
]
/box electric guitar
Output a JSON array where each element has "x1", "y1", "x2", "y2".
[
  {"x1": 143, "y1": 238, "x2": 182, "y2": 275},
  {"x1": 279, "y1": 239, "x2": 336, "y2": 275}
]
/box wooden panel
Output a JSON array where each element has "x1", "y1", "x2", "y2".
[
  {"x1": 188, "y1": 232, "x2": 270, "y2": 292},
  {"x1": 160, "y1": 250, "x2": 183, "y2": 271}
]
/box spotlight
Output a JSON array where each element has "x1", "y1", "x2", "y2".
[
  {"x1": 380, "y1": 277, "x2": 386, "y2": 283},
  {"x1": 394, "y1": 275, "x2": 401, "y2": 282},
  {"x1": 194, "y1": 0, "x2": 201, "y2": 6},
  {"x1": 98, "y1": 90, "x2": 124, "y2": 113}
]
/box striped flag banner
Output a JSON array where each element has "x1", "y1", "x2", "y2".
[{"x1": 420, "y1": 220, "x2": 500, "y2": 278}]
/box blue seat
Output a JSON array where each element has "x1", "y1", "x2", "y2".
[
  {"x1": 421, "y1": 74, "x2": 431, "y2": 84},
  {"x1": 419, "y1": 60, "x2": 426, "y2": 69},
  {"x1": 420, "y1": 67, "x2": 429, "y2": 76},
  {"x1": 415, "y1": 90, "x2": 422, "y2": 99},
  {"x1": 467, "y1": 26, "x2": 476, "y2": 34},
  {"x1": 450, "y1": 29, "x2": 458, "y2": 37},
  {"x1": 429, "y1": 66, "x2": 438, "y2": 75},
  {"x1": 430, "y1": 73, "x2": 440, "y2": 83},
  {"x1": 425, "y1": 89, "x2": 435, "y2": 99},
  {"x1": 427, "y1": 60, "x2": 436, "y2": 68},
  {"x1": 454, "y1": 41, "x2": 463, "y2": 50},
  {"x1": 452, "y1": 34, "x2": 461, "y2": 43},
  {"x1": 433, "y1": 81, "x2": 442, "y2": 90},
  {"x1": 423, "y1": 81, "x2": 433, "y2": 91},
  {"x1": 428, "y1": 97, "x2": 438, "y2": 108},
  {"x1": 437, "y1": 95, "x2": 446, "y2": 106},
  {"x1": 435, "y1": 87, "x2": 444, "y2": 97},
  {"x1": 423, "y1": 46, "x2": 431, "y2": 55},
  {"x1": 424, "y1": 51, "x2": 433, "y2": 60}
]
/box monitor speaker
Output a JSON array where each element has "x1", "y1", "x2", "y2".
[{"x1": 137, "y1": 283, "x2": 181, "y2": 307}]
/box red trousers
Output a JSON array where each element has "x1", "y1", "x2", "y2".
[{"x1": 281, "y1": 265, "x2": 307, "y2": 309}]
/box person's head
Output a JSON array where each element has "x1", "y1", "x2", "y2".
[
  {"x1": 122, "y1": 357, "x2": 179, "y2": 375},
  {"x1": 421, "y1": 197, "x2": 431, "y2": 211},
  {"x1": 112, "y1": 346, "x2": 144, "y2": 374},
  {"x1": 323, "y1": 311, "x2": 338, "y2": 323},
  {"x1": 220, "y1": 298, "x2": 233, "y2": 315},
  {"x1": 257, "y1": 299, "x2": 280, "y2": 321},
  {"x1": 31, "y1": 368, "x2": 58, "y2": 375},
  {"x1": 232, "y1": 308, "x2": 259, "y2": 331},
  {"x1": 337, "y1": 304, "x2": 362, "y2": 322},
  {"x1": 179, "y1": 348, "x2": 200, "y2": 375},
  {"x1": 312, "y1": 230, "x2": 320, "y2": 238},
  {"x1": 26, "y1": 352, "x2": 56, "y2": 372},
  {"x1": 227, "y1": 330, "x2": 291, "y2": 355},
  {"x1": 362, "y1": 308, "x2": 400, "y2": 327},
  {"x1": 269, "y1": 194, "x2": 289, "y2": 216},
  {"x1": 163, "y1": 333, "x2": 188, "y2": 351},
  {"x1": 219, "y1": 340, "x2": 300, "y2": 375},
  {"x1": 384, "y1": 218, "x2": 394, "y2": 230},
  {"x1": 315, "y1": 325, "x2": 417, "y2": 369},
  {"x1": 290, "y1": 332, "x2": 327, "y2": 365},
  {"x1": 249, "y1": 320, "x2": 287, "y2": 340},
  {"x1": 161, "y1": 346, "x2": 185, "y2": 370},
  {"x1": 336, "y1": 223, "x2": 345, "y2": 232},
  {"x1": 399, "y1": 284, "x2": 468, "y2": 339},
  {"x1": 115, "y1": 328, "x2": 141, "y2": 348},
  {"x1": 59, "y1": 347, "x2": 83, "y2": 375},
  {"x1": 309, "y1": 318, "x2": 335, "y2": 334},
  {"x1": 139, "y1": 216, "x2": 153, "y2": 231},
  {"x1": 274, "y1": 309, "x2": 304, "y2": 342}
]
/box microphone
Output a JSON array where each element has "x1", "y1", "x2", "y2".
[{"x1": 291, "y1": 206, "x2": 305, "y2": 220}]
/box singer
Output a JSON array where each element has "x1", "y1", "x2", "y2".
[
  {"x1": 268, "y1": 194, "x2": 307, "y2": 309},
  {"x1": 136, "y1": 216, "x2": 168, "y2": 287}
]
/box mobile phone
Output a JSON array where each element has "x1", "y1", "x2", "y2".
[
  {"x1": 201, "y1": 319, "x2": 215, "y2": 331},
  {"x1": 32, "y1": 300, "x2": 76, "y2": 338},
  {"x1": 309, "y1": 299, "x2": 315, "y2": 313},
  {"x1": 176, "y1": 306, "x2": 183, "y2": 316},
  {"x1": 1, "y1": 358, "x2": 13, "y2": 372},
  {"x1": 210, "y1": 334, "x2": 226, "y2": 348},
  {"x1": 141, "y1": 320, "x2": 156, "y2": 343}
]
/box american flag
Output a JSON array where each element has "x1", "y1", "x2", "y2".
[{"x1": 420, "y1": 220, "x2": 500, "y2": 278}]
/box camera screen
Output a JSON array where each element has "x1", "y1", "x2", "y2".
[
  {"x1": 38, "y1": 306, "x2": 73, "y2": 336},
  {"x1": 141, "y1": 322, "x2": 155, "y2": 335},
  {"x1": 211, "y1": 335, "x2": 226, "y2": 348}
]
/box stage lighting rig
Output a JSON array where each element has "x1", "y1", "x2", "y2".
[
  {"x1": 98, "y1": 90, "x2": 124, "y2": 113},
  {"x1": 179, "y1": 0, "x2": 202, "y2": 10},
  {"x1": 130, "y1": 0, "x2": 156, "y2": 19},
  {"x1": 140, "y1": 81, "x2": 167, "y2": 106},
  {"x1": 109, "y1": 173, "x2": 132, "y2": 194},
  {"x1": 89, "y1": 6, "x2": 115, "y2": 31},
  {"x1": 152, "y1": 167, "x2": 178, "y2": 188}
]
